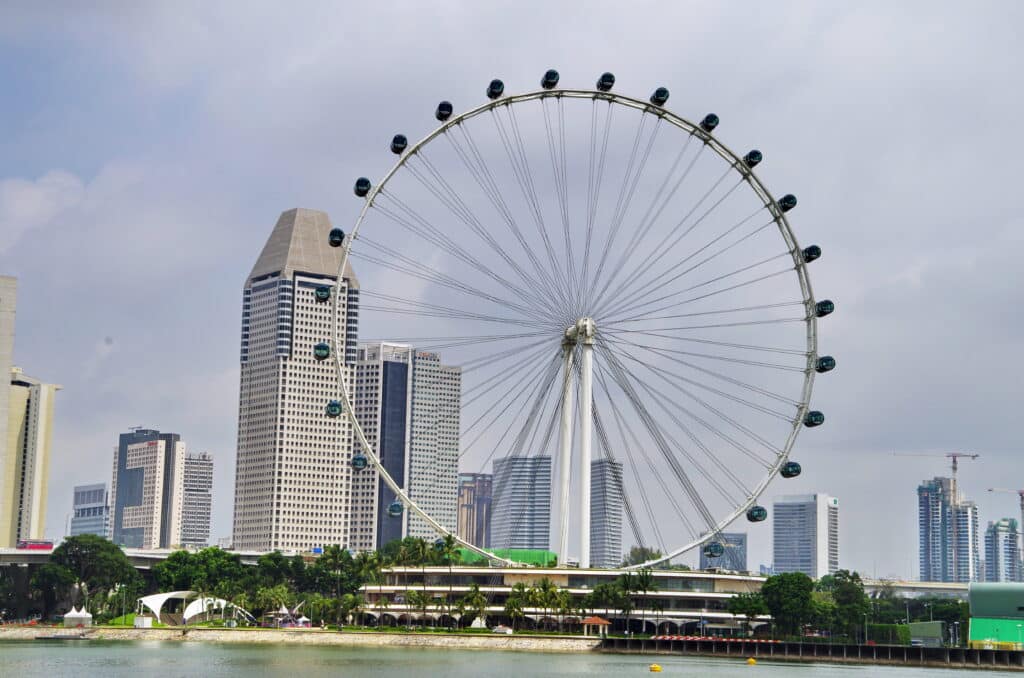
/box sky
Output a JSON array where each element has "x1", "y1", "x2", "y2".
[{"x1": 1, "y1": 2, "x2": 1022, "y2": 579}]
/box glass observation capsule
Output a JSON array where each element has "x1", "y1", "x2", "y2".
[
  {"x1": 354, "y1": 177, "x2": 371, "y2": 197},
  {"x1": 541, "y1": 69, "x2": 559, "y2": 89},
  {"x1": 815, "y1": 299, "x2": 835, "y2": 317},
  {"x1": 387, "y1": 500, "x2": 404, "y2": 517},
  {"x1": 596, "y1": 72, "x2": 615, "y2": 91},
  {"x1": 802, "y1": 245, "x2": 821, "y2": 263},
  {"x1": 703, "y1": 541, "x2": 725, "y2": 559},
  {"x1": 313, "y1": 342, "x2": 330, "y2": 361},
  {"x1": 325, "y1": 400, "x2": 343, "y2": 418},
  {"x1": 435, "y1": 101, "x2": 453, "y2": 121},
  {"x1": 351, "y1": 453, "x2": 368, "y2": 471},
  {"x1": 815, "y1": 356, "x2": 836, "y2": 373},
  {"x1": 804, "y1": 410, "x2": 825, "y2": 427},
  {"x1": 779, "y1": 194, "x2": 798, "y2": 212},
  {"x1": 747, "y1": 505, "x2": 768, "y2": 522},
  {"x1": 486, "y1": 79, "x2": 504, "y2": 99},
  {"x1": 781, "y1": 461, "x2": 802, "y2": 478},
  {"x1": 649, "y1": 87, "x2": 670, "y2": 106},
  {"x1": 328, "y1": 228, "x2": 345, "y2": 247},
  {"x1": 390, "y1": 134, "x2": 408, "y2": 154},
  {"x1": 314, "y1": 285, "x2": 331, "y2": 303},
  {"x1": 743, "y1": 150, "x2": 763, "y2": 168},
  {"x1": 700, "y1": 113, "x2": 719, "y2": 132}
]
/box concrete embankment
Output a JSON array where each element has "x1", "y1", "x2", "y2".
[{"x1": 0, "y1": 626, "x2": 601, "y2": 653}]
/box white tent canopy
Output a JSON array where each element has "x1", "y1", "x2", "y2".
[{"x1": 137, "y1": 591, "x2": 255, "y2": 625}]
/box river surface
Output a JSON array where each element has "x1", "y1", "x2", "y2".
[{"x1": 2, "y1": 641, "x2": 1015, "y2": 677}]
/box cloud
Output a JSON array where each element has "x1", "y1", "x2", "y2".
[{"x1": 0, "y1": 170, "x2": 85, "y2": 253}]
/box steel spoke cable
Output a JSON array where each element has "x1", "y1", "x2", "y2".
[
  {"x1": 599, "y1": 327, "x2": 807, "y2": 356},
  {"x1": 592, "y1": 402, "x2": 648, "y2": 551},
  {"x1": 541, "y1": 96, "x2": 576, "y2": 307},
  {"x1": 599, "y1": 333, "x2": 805, "y2": 372},
  {"x1": 581, "y1": 99, "x2": 615, "y2": 304},
  {"x1": 460, "y1": 341, "x2": 557, "y2": 400},
  {"x1": 605, "y1": 300, "x2": 806, "y2": 326},
  {"x1": 359, "y1": 296, "x2": 554, "y2": 330}
]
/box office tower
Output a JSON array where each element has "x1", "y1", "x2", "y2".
[
  {"x1": 590, "y1": 458, "x2": 623, "y2": 568},
  {"x1": 457, "y1": 473, "x2": 493, "y2": 548},
  {"x1": 984, "y1": 518, "x2": 1021, "y2": 583},
  {"x1": 181, "y1": 452, "x2": 213, "y2": 548},
  {"x1": 918, "y1": 476, "x2": 981, "y2": 582},
  {"x1": 233, "y1": 208, "x2": 360, "y2": 552},
  {"x1": 772, "y1": 494, "x2": 839, "y2": 579},
  {"x1": 1, "y1": 366, "x2": 60, "y2": 547},
  {"x1": 700, "y1": 532, "x2": 748, "y2": 572},
  {"x1": 70, "y1": 483, "x2": 110, "y2": 538},
  {"x1": 109, "y1": 428, "x2": 185, "y2": 549},
  {"x1": 348, "y1": 343, "x2": 461, "y2": 551},
  {"x1": 490, "y1": 455, "x2": 551, "y2": 550},
  {"x1": 0, "y1": 277, "x2": 15, "y2": 536}
]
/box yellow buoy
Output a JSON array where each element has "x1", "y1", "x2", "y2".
[
  {"x1": 649, "y1": 664, "x2": 662, "y2": 672},
  {"x1": 747, "y1": 657, "x2": 757, "y2": 665}
]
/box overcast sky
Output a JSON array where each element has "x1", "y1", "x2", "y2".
[{"x1": 1, "y1": 2, "x2": 1022, "y2": 578}]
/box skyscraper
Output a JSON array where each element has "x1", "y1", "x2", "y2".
[
  {"x1": 457, "y1": 473, "x2": 493, "y2": 548},
  {"x1": 772, "y1": 494, "x2": 839, "y2": 579},
  {"x1": 233, "y1": 208, "x2": 360, "y2": 552},
  {"x1": 0, "y1": 277, "x2": 15, "y2": 537},
  {"x1": 490, "y1": 455, "x2": 551, "y2": 551},
  {"x1": 590, "y1": 458, "x2": 623, "y2": 568},
  {"x1": 181, "y1": 452, "x2": 213, "y2": 548},
  {"x1": 700, "y1": 532, "x2": 748, "y2": 572},
  {"x1": 70, "y1": 483, "x2": 110, "y2": 538},
  {"x1": 1, "y1": 366, "x2": 60, "y2": 547},
  {"x1": 110, "y1": 428, "x2": 185, "y2": 549},
  {"x1": 984, "y1": 518, "x2": 1021, "y2": 583},
  {"x1": 918, "y1": 477, "x2": 981, "y2": 582},
  {"x1": 348, "y1": 343, "x2": 460, "y2": 551}
]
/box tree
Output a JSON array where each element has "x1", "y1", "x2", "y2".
[
  {"x1": 727, "y1": 592, "x2": 768, "y2": 635},
  {"x1": 831, "y1": 570, "x2": 869, "y2": 640},
  {"x1": 622, "y1": 546, "x2": 663, "y2": 567},
  {"x1": 761, "y1": 572, "x2": 814, "y2": 637},
  {"x1": 505, "y1": 583, "x2": 529, "y2": 631},
  {"x1": 633, "y1": 568, "x2": 658, "y2": 634},
  {"x1": 31, "y1": 563, "x2": 75, "y2": 619},
  {"x1": 51, "y1": 535, "x2": 140, "y2": 615},
  {"x1": 460, "y1": 583, "x2": 488, "y2": 628},
  {"x1": 405, "y1": 589, "x2": 427, "y2": 628},
  {"x1": 616, "y1": 571, "x2": 637, "y2": 633}
]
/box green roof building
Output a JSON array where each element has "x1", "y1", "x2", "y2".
[{"x1": 968, "y1": 582, "x2": 1024, "y2": 649}]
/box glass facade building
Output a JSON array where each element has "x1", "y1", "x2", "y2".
[{"x1": 70, "y1": 483, "x2": 109, "y2": 538}]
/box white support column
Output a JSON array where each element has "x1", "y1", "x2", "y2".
[
  {"x1": 579, "y1": 339, "x2": 594, "y2": 569},
  {"x1": 556, "y1": 342, "x2": 575, "y2": 566}
]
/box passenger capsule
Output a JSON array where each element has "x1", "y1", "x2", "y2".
[
  {"x1": 328, "y1": 228, "x2": 345, "y2": 247},
  {"x1": 815, "y1": 299, "x2": 835, "y2": 318},
  {"x1": 387, "y1": 500, "x2": 404, "y2": 517},
  {"x1": 743, "y1": 150, "x2": 763, "y2": 168},
  {"x1": 804, "y1": 410, "x2": 825, "y2": 427},
  {"x1": 779, "y1": 194, "x2": 798, "y2": 213},
  {"x1": 649, "y1": 87, "x2": 670, "y2": 106},
  {"x1": 325, "y1": 400, "x2": 343, "y2": 418},
  {"x1": 313, "y1": 342, "x2": 331, "y2": 361},
  {"x1": 435, "y1": 101, "x2": 453, "y2": 121},
  {"x1": 541, "y1": 69, "x2": 560, "y2": 89},
  {"x1": 596, "y1": 72, "x2": 615, "y2": 92},
  {"x1": 314, "y1": 285, "x2": 331, "y2": 303},
  {"x1": 486, "y1": 79, "x2": 505, "y2": 100},
  {"x1": 815, "y1": 356, "x2": 836, "y2": 373},
  {"x1": 351, "y1": 453, "x2": 368, "y2": 471},
  {"x1": 780, "y1": 461, "x2": 802, "y2": 478},
  {"x1": 700, "y1": 113, "x2": 719, "y2": 132},
  {"x1": 747, "y1": 506, "x2": 768, "y2": 522},
  {"x1": 390, "y1": 134, "x2": 408, "y2": 154},
  {"x1": 703, "y1": 541, "x2": 725, "y2": 559},
  {"x1": 354, "y1": 177, "x2": 371, "y2": 197},
  {"x1": 802, "y1": 245, "x2": 821, "y2": 263}
]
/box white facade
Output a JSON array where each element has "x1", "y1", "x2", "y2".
[
  {"x1": 772, "y1": 493, "x2": 839, "y2": 579},
  {"x1": 181, "y1": 452, "x2": 213, "y2": 548},
  {"x1": 233, "y1": 209, "x2": 359, "y2": 552},
  {"x1": 110, "y1": 431, "x2": 185, "y2": 550},
  {"x1": 590, "y1": 458, "x2": 623, "y2": 568}
]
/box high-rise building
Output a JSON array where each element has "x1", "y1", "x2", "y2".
[
  {"x1": 700, "y1": 532, "x2": 748, "y2": 572},
  {"x1": 70, "y1": 483, "x2": 110, "y2": 538},
  {"x1": 181, "y1": 452, "x2": 213, "y2": 548},
  {"x1": 490, "y1": 455, "x2": 551, "y2": 550},
  {"x1": 1, "y1": 366, "x2": 60, "y2": 547},
  {"x1": 984, "y1": 518, "x2": 1021, "y2": 583},
  {"x1": 348, "y1": 343, "x2": 460, "y2": 551},
  {"x1": 110, "y1": 428, "x2": 185, "y2": 549},
  {"x1": 0, "y1": 277, "x2": 16, "y2": 540},
  {"x1": 918, "y1": 477, "x2": 981, "y2": 582},
  {"x1": 772, "y1": 494, "x2": 839, "y2": 579},
  {"x1": 457, "y1": 473, "x2": 492, "y2": 548},
  {"x1": 590, "y1": 458, "x2": 623, "y2": 568},
  {"x1": 232, "y1": 208, "x2": 360, "y2": 552}
]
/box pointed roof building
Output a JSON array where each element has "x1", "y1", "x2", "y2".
[{"x1": 249, "y1": 208, "x2": 358, "y2": 286}]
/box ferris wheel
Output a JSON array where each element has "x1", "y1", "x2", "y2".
[{"x1": 324, "y1": 70, "x2": 835, "y2": 569}]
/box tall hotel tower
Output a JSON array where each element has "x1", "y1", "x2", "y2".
[
  {"x1": 490, "y1": 455, "x2": 552, "y2": 550},
  {"x1": 348, "y1": 343, "x2": 460, "y2": 551},
  {"x1": 590, "y1": 458, "x2": 623, "y2": 568},
  {"x1": 233, "y1": 209, "x2": 359, "y2": 552}
]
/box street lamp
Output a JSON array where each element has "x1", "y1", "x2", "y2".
[
  {"x1": 863, "y1": 612, "x2": 869, "y2": 645},
  {"x1": 924, "y1": 602, "x2": 933, "y2": 622}
]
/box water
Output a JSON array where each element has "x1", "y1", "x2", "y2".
[{"x1": 1, "y1": 641, "x2": 1015, "y2": 677}]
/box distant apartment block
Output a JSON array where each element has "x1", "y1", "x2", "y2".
[
  {"x1": 590, "y1": 458, "x2": 623, "y2": 568},
  {"x1": 181, "y1": 452, "x2": 213, "y2": 548},
  {"x1": 457, "y1": 473, "x2": 492, "y2": 548},
  {"x1": 984, "y1": 518, "x2": 1020, "y2": 583},
  {"x1": 919, "y1": 477, "x2": 981, "y2": 582},
  {"x1": 773, "y1": 494, "x2": 839, "y2": 579},
  {"x1": 70, "y1": 483, "x2": 110, "y2": 538},
  {"x1": 491, "y1": 455, "x2": 551, "y2": 550}
]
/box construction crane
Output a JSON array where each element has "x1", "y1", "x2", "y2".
[{"x1": 987, "y1": 488, "x2": 1024, "y2": 532}]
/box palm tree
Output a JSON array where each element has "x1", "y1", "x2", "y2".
[
  {"x1": 319, "y1": 544, "x2": 350, "y2": 604},
  {"x1": 506, "y1": 583, "x2": 529, "y2": 631},
  {"x1": 461, "y1": 583, "x2": 488, "y2": 629},
  {"x1": 534, "y1": 578, "x2": 558, "y2": 631},
  {"x1": 411, "y1": 538, "x2": 431, "y2": 596},
  {"x1": 616, "y1": 572, "x2": 636, "y2": 635},
  {"x1": 633, "y1": 568, "x2": 657, "y2": 635},
  {"x1": 438, "y1": 534, "x2": 460, "y2": 626},
  {"x1": 405, "y1": 589, "x2": 427, "y2": 629}
]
